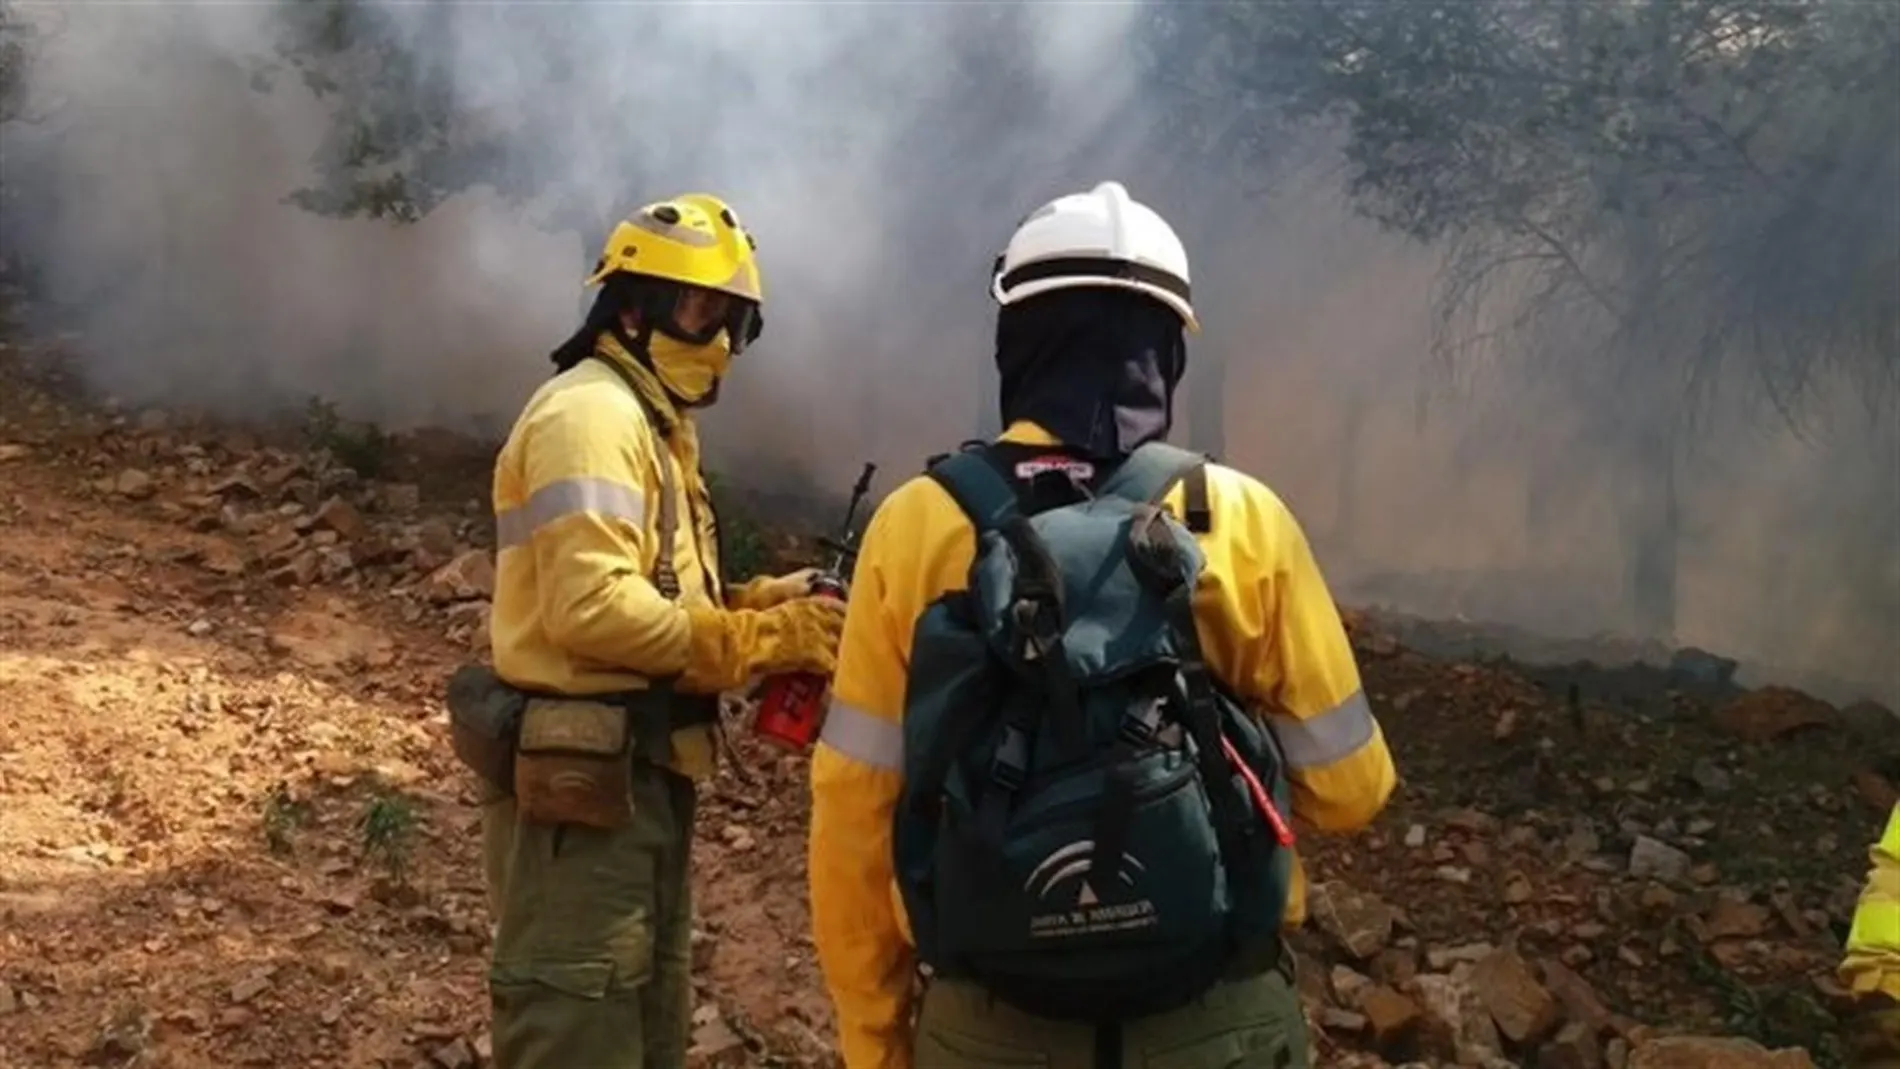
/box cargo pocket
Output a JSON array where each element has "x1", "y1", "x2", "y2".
[
  {"x1": 513, "y1": 698, "x2": 635, "y2": 829},
  {"x1": 489, "y1": 957, "x2": 651, "y2": 1069},
  {"x1": 494, "y1": 959, "x2": 617, "y2": 1000},
  {"x1": 914, "y1": 1026, "x2": 1049, "y2": 1069},
  {"x1": 1140, "y1": 965, "x2": 1309, "y2": 1069},
  {"x1": 1142, "y1": 1026, "x2": 1301, "y2": 1069},
  {"x1": 489, "y1": 814, "x2": 662, "y2": 995}
]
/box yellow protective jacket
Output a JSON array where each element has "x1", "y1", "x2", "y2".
[
  {"x1": 488, "y1": 333, "x2": 728, "y2": 780},
  {"x1": 808, "y1": 422, "x2": 1398, "y2": 1069},
  {"x1": 1844, "y1": 804, "x2": 1900, "y2": 1001}
]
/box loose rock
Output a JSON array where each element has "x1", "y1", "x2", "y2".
[
  {"x1": 114, "y1": 468, "x2": 155, "y2": 499},
  {"x1": 1360, "y1": 985, "x2": 1425, "y2": 1047},
  {"x1": 1625, "y1": 1036, "x2": 1816, "y2": 1069},
  {"x1": 1469, "y1": 948, "x2": 1560, "y2": 1044},
  {"x1": 1700, "y1": 896, "x2": 1772, "y2": 941},
  {"x1": 1310, "y1": 882, "x2": 1397, "y2": 960},
  {"x1": 1539, "y1": 1022, "x2": 1603, "y2": 1069},
  {"x1": 1414, "y1": 972, "x2": 1503, "y2": 1065},
  {"x1": 1628, "y1": 836, "x2": 1691, "y2": 883},
  {"x1": 425, "y1": 549, "x2": 496, "y2": 603},
  {"x1": 314, "y1": 495, "x2": 368, "y2": 540},
  {"x1": 430, "y1": 1037, "x2": 477, "y2": 1069},
  {"x1": 1716, "y1": 686, "x2": 1836, "y2": 744}
]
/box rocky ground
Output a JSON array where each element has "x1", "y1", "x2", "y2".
[{"x1": 0, "y1": 326, "x2": 1892, "y2": 1069}]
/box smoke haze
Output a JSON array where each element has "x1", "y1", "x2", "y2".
[{"x1": 1, "y1": 1, "x2": 1894, "y2": 706}]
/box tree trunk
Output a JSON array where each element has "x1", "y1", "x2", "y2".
[
  {"x1": 1622, "y1": 419, "x2": 1680, "y2": 640},
  {"x1": 1613, "y1": 229, "x2": 1681, "y2": 642},
  {"x1": 1618, "y1": 0, "x2": 1683, "y2": 643},
  {"x1": 1332, "y1": 389, "x2": 1371, "y2": 555}
]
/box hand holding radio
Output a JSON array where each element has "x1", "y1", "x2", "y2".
[{"x1": 752, "y1": 463, "x2": 876, "y2": 751}]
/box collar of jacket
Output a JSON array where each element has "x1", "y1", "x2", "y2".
[
  {"x1": 593, "y1": 329, "x2": 709, "y2": 488},
  {"x1": 593, "y1": 331, "x2": 683, "y2": 433},
  {"x1": 998, "y1": 420, "x2": 1059, "y2": 446}
]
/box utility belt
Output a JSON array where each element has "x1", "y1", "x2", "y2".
[{"x1": 445, "y1": 663, "x2": 718, "y2": 829}]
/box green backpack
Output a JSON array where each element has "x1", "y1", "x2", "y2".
[{"x1": 893, "y1": 440, "x2": 1296, "y2": 1023}]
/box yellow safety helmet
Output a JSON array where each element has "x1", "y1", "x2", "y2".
[{"x1": 585, "y1": 192, "x2": 764, "y2": 352}]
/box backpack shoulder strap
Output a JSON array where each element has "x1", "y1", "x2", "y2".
[
  {"x1": 925, "y1": 445, "x2": 1022, "y2": 536},
  {"x1": 588, "y1": 354, "x2": 682, "y2": 600},
  {"x1": 926, "y1": 442, "x2": 1092, "y2": 818},
  {"x1": 1098, "y1": 442, "x2": 1212, "y2": 534}
]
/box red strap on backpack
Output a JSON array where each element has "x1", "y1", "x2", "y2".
[{"x1": 1219, "y1": 734, "x2": 1296, "y2": 848}]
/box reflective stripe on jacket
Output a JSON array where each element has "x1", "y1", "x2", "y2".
[
  {"x1": 1845, "y1": 804, "x2": 1900, "y2": 1001},
  {"x1": 488, "y1": 334, "x2": 726, "y2": 779},
  {"x1": 807, "y1": 421, "x2": 1398, "y2": 1069}
]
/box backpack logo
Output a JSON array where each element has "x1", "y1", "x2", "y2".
[
  {"x1": 1014, "y1": 454, "x2": 1095, "y2": 482},
  {"x1": 1025, "y1": 840, "x2": 1159, "y2": 939}
]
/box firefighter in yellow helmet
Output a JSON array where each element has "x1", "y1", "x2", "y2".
[
  {"x1": 1843, "y1": 803, "x2": 1900, "y2": 1066},
  {"x1": 806, "y1": 181, "x2": 1398, "y2": 1068},
  {"x1": 478, "y1": 194, "x2": 845, "y2": 1069}
]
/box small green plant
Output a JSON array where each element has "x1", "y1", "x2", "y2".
[
  {"x1": 303, "y1": 395, "x2": 393, "y2": 478},
  {"x1": 358, "y1": 791, "x2": 419, "y2": 885},
  {"x1": 261, "y1": 781, "x2": 310, "y2": 855},
  {"x1": 704, "y1": 471, "x2": 771, "y2": 583},
  {"x1": 94, "y1": 766, "x2": 131, "y2": 815},
  {"x1": 721, "y1": 515, "x2": 770, "y2": 584},
  {"x1": 1674, "y1": 918, "x2": 1846, "y2": 1069}
]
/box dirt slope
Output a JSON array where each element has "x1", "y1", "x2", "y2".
[
  {"x1": 0, "y1": 346, "x2": 825, "y2": 1069},
  {"x1": 0, "y1": 334, "x2": 1891, "y2": 1069}
]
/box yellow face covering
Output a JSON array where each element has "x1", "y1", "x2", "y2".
[{"x1": 648, "y1": 332, "x2": 732, "y2": 406}]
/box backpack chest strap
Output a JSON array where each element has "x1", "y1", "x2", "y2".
[
  {"x1": 925, "y1": 446, "x2": 1088, "y2": 793},
  {"x1": 926, "y1": 448, "x2": 1021, "y2": 535}
]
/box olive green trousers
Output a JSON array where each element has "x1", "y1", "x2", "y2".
[
  {"x1": 482, "y1": 764, "x2": 697, "y2": 1069},
  {"x1": 913, "y1": 956, "x2": 1310, "y2": 1069}
]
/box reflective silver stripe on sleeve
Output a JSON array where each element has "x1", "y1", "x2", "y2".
[
  {"x1": 819, "y1": 699, "x2": 905, "y2": 772},
  {"x1": 495, "y1": 477, "x2": 648, "y2": 549},
  {"x1": 1266, "y1": 689, "x2": 1377, "y2": 770}
]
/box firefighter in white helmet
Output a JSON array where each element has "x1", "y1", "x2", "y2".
[{"x1": 808, "y1": 181, "x2": 1396, "y2": 1068}]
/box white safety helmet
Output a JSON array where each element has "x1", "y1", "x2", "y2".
[{"x1": 990, "y1": 180, "x2": 1198, "y2": 332}]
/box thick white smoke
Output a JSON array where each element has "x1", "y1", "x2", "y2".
[
  {"x1": 1, "y1": 1, "x2": 1894, "y2": 705},
  {"x1": 4, "y1": 0, "x2": 1158, "y2": 475}
]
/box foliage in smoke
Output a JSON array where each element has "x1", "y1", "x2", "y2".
[
  {"x1": 1157, "y1": 0, "x2": 1899, "y2": 416},
  {"x1": 257, "y1": 1, "x2": 504, "y2": 226},
  {"x1": 252, "y1": 0, "x2": 1160, "y2": 452},
  {"x1": 6, "y1": 0, "x2": 1886, "y2": 671},
  {"x1": 303, "y1": 396, "x2": 392, "y2": 479},
  {"x1": 257, "y1": 0, "x2": 754, "y2": 238},
  {"x1": 0, "y1": 5, "x2": 23, "y2": 123},
  {"x1": 1150, "y1": 0, "x2": 1900, "y2": 641},
  {"x1": 0, "y1": 0, "x2": 58, "y2": 254},
  {"x1": 0, "y1": 1, "x2": 42, "y2": 126},
  {"x1": 266, "y1": 0, "x2": 1897, "y2": 429}
]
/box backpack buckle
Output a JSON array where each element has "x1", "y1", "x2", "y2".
[
  {"x1": 989, "y1": 725, "x2": 1031, "y2": 791},
  {"x1": 1011, "y1": 598, "x2": 1061, "y2": 663},
  {"x1": 1118, "y1": 697, "x2": 1165, "y2": 747},
  {"x1": 1178, "y1": 660, "x2": 1216, "y2": 705}
]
